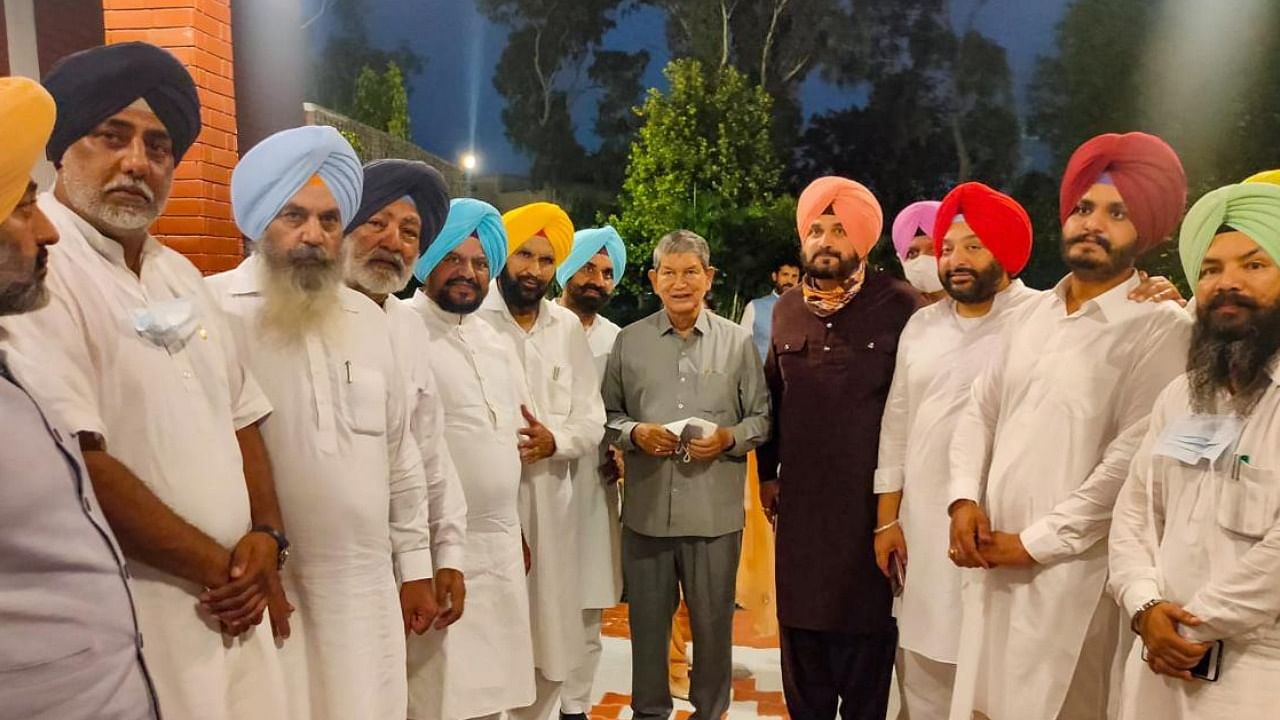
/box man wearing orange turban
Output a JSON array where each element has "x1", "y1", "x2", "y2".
[
  {"x1": 479, "y1": 201, "x2": 608, "y2": 720},
  {"x1": 1, "y1": 74, "x2": 160, "y2": 720},
  {"x1": 759, "y1": 176, "x2": 922, "y2": 719},
  {"x1": 947, "y1": 133, "x2": 1193, "y2": 719}
]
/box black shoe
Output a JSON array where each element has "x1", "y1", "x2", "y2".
[{"x1": 560, "y1": 714, "x2": 589, "y2": 720}]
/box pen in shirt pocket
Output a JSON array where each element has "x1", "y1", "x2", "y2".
[
  {"x1": 345, "y1": 361, "x2": 352, "y2": 384},
  {"x1": 1231, "y1": 454, "x2": 1251, "y2": 481}
]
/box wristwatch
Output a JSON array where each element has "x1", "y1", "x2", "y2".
[
  {"x1": 1131, "y1": 598, "x2": 1165, "y2": 635},
  {"x1": 252, "y1": 524, "x2": 290, "y2": 570}
]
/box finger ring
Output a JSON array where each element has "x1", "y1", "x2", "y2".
[{"x1": 948, "y1": 547, "x2": 958, "y2": 557}]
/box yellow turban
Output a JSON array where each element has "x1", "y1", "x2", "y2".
[
  {"x1": 1243, "y1": 169, "x2": 1280, "y2": 186},
  {"x1": 501, "y1": 202, "x2": 574, "y2": 265},
  {"x1": 0, "y1": 77, "x2": 56, "y2": 223}
]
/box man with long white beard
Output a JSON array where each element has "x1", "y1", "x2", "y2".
[
  {"x1": 1109, "y1": 182, "x2": 1280, "y2": 720},
  {"x1": 208, "y1": 126, "x2": 435, "y2": 720},
  {"x1": 3, "y1": 44, "x2": 289, "y2": 719},
  {"x1": 403, "y1": 197, "x2": 537, "y2": 720},
  {"x1": 555, "y1": 225, "x2": 628, "y2": 720},
  {"x1": 343, "y1": 159, "x2": 469, "y2": 633},
  {"x1": 479, "y1": 202, "x2": 606, "y2": 720}
]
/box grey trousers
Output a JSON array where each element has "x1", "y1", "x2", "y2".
[{"x1": 622, "y1": 527, "x2": 742, "y2": 720}]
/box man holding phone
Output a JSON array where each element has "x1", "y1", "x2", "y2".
[{"x1": 1109, "y1": 181, "x2": 1280, "y2": 719}]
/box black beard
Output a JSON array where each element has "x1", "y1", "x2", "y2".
[
  {"x1": 432, "y1": 278, "x2": 484, "y2": 315},
  {"x1": 1187, "y1": 293, "x2": 1280, "y2": 416},
  {"x1": 773, "y1": 281, "x2": 795, "y2": 295},
  {"x1": 566, "y1": 282, "x2": 611, "y2": 315},
  {"x1": 498, "y1": 269, "x2": 549, "y2": 312},
  {"x1": 1061, "y1": 232, "x2": 1139, "y2": 282},
  {"x1": 802, "y1": 250, "x2": 860, "y2": 280},
  {"x1": 943, "y1": 262, "x2": 1004, "y2": 304}
]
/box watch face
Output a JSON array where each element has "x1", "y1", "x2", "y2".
[{"x1": 278, "y1": 548, "x2": 290, "y2": 570}]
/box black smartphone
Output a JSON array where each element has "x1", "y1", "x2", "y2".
[
  {"x1": 888, "y1": 551, "x2": 905, "y2": 597},
  {"x1": 1190, "y1": 640, "x2": 1224, "y2": 682}
]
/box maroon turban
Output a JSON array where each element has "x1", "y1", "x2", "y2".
[
  {"x1": 1058, "y1": 132, "x2": 1187, "y2": 253},
  {"x1": 932, "y1": 182, "x2": 1033, "y2": 276}
]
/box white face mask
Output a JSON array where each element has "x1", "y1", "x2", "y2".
[
  {"x1": 902, "y1": 255, "x2": 944, "y2": 293},
  {"x1": 131, "y1": 297, "x2": 202, "y2": 352}
]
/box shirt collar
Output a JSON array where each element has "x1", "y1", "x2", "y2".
[
  {"x1": 657, "y1": 307, "x2": 711, "y2": 336},
  {"x1": 1051, "y1": 271, "x2": 1143, "y2": 320},
  {"x1": 481, "y1": 279, "x2": 559, "y2": 333},
  {"x1": 411, "y1": 288, "x2": 475, "y2": 327},
  {"x1": 40, "y1": 193, "x2": 164, "y2": 272}
]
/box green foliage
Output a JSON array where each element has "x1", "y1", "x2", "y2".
[
  {"x1": 307, "y1": 0, "x2": 423, "y2": 118},
  {"x1": 609, "y1": 59, "x2": 791, "y2": 322},
  {"x1": 337, "y1": 128, "x2": 366, "y2": 159},
  {"x1": 352, "y1": 62, "x2": 412, "y2": 140}
]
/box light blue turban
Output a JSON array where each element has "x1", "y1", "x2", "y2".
[
  {"x1": 231, "y1": 125, "x2": 363, "y2": 240},
  {"x1": 413, "y1": 198, "x2": 509, "y2": 282},
  {"x1": 556, "y1": 224, "x2": 627, "y2": 287}
]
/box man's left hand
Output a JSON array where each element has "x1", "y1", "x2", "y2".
[
  {"x1": 600, "y1": 445, "x2": 624, "y2": 483},
  {"x1": 400, "y1": 578, "x2": 439, "y2": 635},
  {"x1": 518, "y1": 405, "x2": 557, "y2": 464},
  {"x1": 1128, "y1": 271, "x2": 1187, "y2": 307},
  {"x1": 201, "y1": 531, "x2": 279, "y2": 634},
  {"x1": 433, "y1": 568, "x2": 467, "y2": 629},
  {"x1": 685, "y1": 428, "x2": 735, "y2": 462},
  {"x1": 980, "y1": 531, "x2": 1036, "y2": 568}
]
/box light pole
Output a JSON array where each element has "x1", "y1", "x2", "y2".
[{"x1": 460, "y1": 151, "x2": 478, "y2": 196}]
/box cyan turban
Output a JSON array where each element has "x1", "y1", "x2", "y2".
[
  {"x1": 413, "y1": 198, "x2": 508, "y2": 282},
  {"x1": 230, "y1": 125, "x2": 362, "y2": 241},
  {"x1": 557, "y1": 225, "x2": 627, "y2": 287}
]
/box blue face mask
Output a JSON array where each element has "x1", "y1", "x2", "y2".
[
  {"x1": 1153, "y1": 414, "x2": 1244, "y2": 465},
  {"x1": 130, "y1": 297, "x2": 202, "y2": 352}
]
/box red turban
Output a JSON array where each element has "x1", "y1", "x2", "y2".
[
  {"x1": 796, "y1": 176, "x2": 883, "y2": 258},
  {"x1": 1058, "y1": 132, "x2": 1187, "y2": 253},
  {"x1": 932, "y1": 182, "x2": 1033, "y2": 276}
]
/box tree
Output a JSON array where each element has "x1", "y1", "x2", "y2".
[
  {"x1": 352, "y1": 62, "x2": 411, "y2": 140},
  {"x1": 307, "y1": 0, "x2": 424, "y2": 117},
  {"x1": 609, "y1": 59, "x2": 792, "y2": 322}
]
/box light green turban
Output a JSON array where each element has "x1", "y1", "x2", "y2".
[{"x1": 1179, "y1": 182, "x2": 1280, "y2": 291}]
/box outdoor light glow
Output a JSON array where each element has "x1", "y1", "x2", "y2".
[{"x1": 461, "y1": 152, "x2": 478, "y2": 171}]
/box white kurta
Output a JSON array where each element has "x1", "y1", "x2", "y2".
[
  {"x1": 947, "y1": 273, "x2": 1191, "y2": 720},
  {"x1": 876, "y1": 280, "x2": 1038, "y2": 665},
  {"x1": 1109, "y1": 364, "x2": 1280, "y2": 720},
  {"x1": 404, "y1": 291, "x2": 535, "y2": 720},
  {"x1": 207, "y1": 256, "x2": 432, "y2": 720},
  {"x1": 385, "y1": 296, "x2": 469, "y2": 572},
  {"x1": 575, "y1": 313, "x2": 623, "y2": 609},
  {"x1": 2, "y1": 194, "x2": 288, "y2": 720},
  {"x1": 478, "y1": 287, "x2": 606, "y2": 682}
]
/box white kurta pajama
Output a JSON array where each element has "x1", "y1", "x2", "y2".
[
  {"x1": 404, "y1": 291, "x2": 536, "y2": 720},
  {"x1": 207, "y1": 255, "x2": 433, "y2": 720},
  {"x1": 947, "y1": 274, "x2": 1191, "y2": 720},
  {"x1": 2, "y1": 195, "x2": 289, "y2": 720},
  {"x1": 875, "y1": 280, "x2": 1038, "y2": 718},
  {"x1": 384, "y1": 296, "x2": 469, "y2": 574},
  {"x1": 560, "y1": 312, "x2": 624, "y2": 715},
  {"x1": 478, "y1": 287, "x2": 606, "y2": 719},
  {"x1": 1109, "y1": 364, "x2": 1280, "y2": 720}
]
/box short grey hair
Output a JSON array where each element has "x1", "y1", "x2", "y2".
[{"x1": 653, "y1": 229, "x2": 711, "y2": 268}]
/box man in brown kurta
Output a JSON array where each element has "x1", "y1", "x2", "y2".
[{"x1": 758, "y1": 176, "x2": 921, "y2": 719}]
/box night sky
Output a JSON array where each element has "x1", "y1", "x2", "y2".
[{"x1": 305, "y1": 0, "x2": 1071, "y2": 174}]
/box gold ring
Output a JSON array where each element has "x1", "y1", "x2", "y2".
[{"x1": 948, "y1": 547, "x2": 958, "y2": 557}]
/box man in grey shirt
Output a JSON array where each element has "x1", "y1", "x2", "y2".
[
  {"x1": 603, "y1": 229, "x2": 770, "y2": 720},
  {"x1": 0, "y1": 76, "x2": 157, "y2": 720}
]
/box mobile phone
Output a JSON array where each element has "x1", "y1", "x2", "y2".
[
  {"x1": 888, "y1": 551, "x2": 905, "y2": 597},
  {"x1": 1190, "y1": 640, "x2": 1223, "y2": 682}
]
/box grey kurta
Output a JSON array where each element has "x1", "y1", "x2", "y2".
[{"x1": 602, "y1": 308, "x2": 771, "y2": 538}]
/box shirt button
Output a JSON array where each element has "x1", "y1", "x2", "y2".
[
  {"x1": 680, "y1": 377, "x2": 686, "y2": 383},
  {"x1": 826, "y1": 322, "x2": 833, "y2": 329},
  {"x1": 823, "y1": 346, "x2": 831, "y2": 352},
  {"x1": 183, "y1": 371, "x2": 193, "y2": 379},
  {"x1": 678, "y1": 403, "x2": 685, "y2": 409}
]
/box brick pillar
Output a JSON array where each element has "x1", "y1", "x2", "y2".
[{"x1": 102, "y1": 0, "x2": 242, "y2": 273}]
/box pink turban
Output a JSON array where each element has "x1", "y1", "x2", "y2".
[
  {"x1": 1059, "y1": 132, "x2": 1187, "y2": 253},
  {"x1": 891, "y1": 201, "x2": 941, "y2": 259},
  {"x1": 796, "y1": 176, "x2": 883, "y2": 258}
]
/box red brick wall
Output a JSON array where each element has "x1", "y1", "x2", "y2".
[
  {"x1": 0, "y1": 9, "x2": 9, "y2": 76},
  {"x1": 103, "y1": 0, "x2": 242, "y2": 273}
]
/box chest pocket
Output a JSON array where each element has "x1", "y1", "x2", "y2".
[
  {"x1": 342, "y1": 363, "x2": 387, "y2": 436},
  {"x1": 547, "y1": 365, "x2": 573, "y2": 418},
  {"x1": 1218, "y1": 462, "x2": 1280, "y2": 539},
  {"x1": 773, "y1": 334, "x2": 808, "y2": 383},
  {"x1": 698, "y1": 369, "x2": 737, "y2": 419}
]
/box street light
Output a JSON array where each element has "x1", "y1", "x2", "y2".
[{"x1": 460, "y1": 152, "x2": 478, "y2": 172}]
